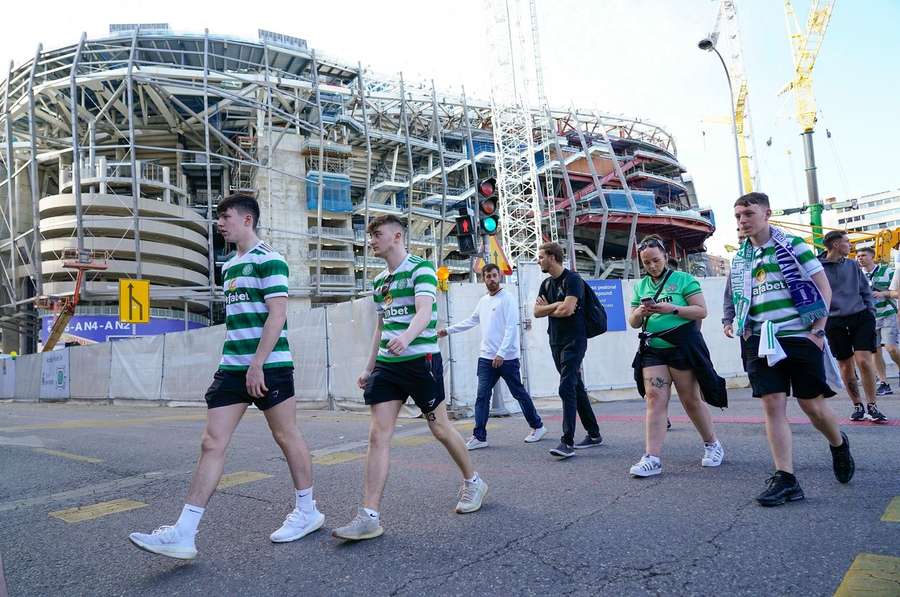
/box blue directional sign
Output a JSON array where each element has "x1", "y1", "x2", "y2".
[{"x1": 586, "y1": 279, "x2": 627, "y2": 332}]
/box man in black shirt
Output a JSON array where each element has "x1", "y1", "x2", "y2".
[{"x1": 534, "y1": 242, "x2": 603, "y2": 458}]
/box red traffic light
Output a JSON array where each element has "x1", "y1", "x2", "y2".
[
  {"x1": 479, "y1": 198, "x2": 497, "y2": 216},
  {"x1": 478, "y1": 177, "x2": 496, "y2": 198}
]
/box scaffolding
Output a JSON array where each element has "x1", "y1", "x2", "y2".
[{"x1": 0, "y1": 25, "x2": 711, "y2": 351}]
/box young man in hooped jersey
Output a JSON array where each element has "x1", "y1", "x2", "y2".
[
  {"x1": 332, "y1": 214, "x2": 488, "y2": 541},
  {"x1": 129, "y1": 194, "x2": 322, "y2": 559}
]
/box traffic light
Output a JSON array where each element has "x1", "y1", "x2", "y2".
[
  {"x1": 478, "y1": 177, "x2": 499, "y2": 235},
  {"x1": 454, "y1": 207, "x2": 477, "y2": 256}
]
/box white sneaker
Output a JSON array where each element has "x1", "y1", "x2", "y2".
[
  {"x1": 455, "y1": 477, "x2": 489, "y2": 513},
  {"x1": 524, "y1": 426, "x2": 547, "y2": 443},
  {"x1": 129, "y1": 525, "x2": 198, "y2": 560},
  {"x1": 465, "y1": 436, "x2": 489, "y2": 450},
  {"x1": 701, "y1": 440, "x2": 725, "y2": 467},
  {"x1": 629, "y1": 454, "x2": 662, "y2": 477},
  {"x1": 270, "y1": 504, "x2": 325, "y2": 543}
]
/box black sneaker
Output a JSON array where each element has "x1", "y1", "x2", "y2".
[
  {"x1": 849, "y1": 403, "x2": 866, "y2": 421},
  {"x1": 830, "y1": 431, "x2": 855, "y2": 484},
  {"x1": 876, "y1": 381, "x2": 893, "y2": 396},
  {"x1": 666, "y1": 418, "x2": 672, "y2": 431},
  {"x1": 756, "y1": 471, "x2": 805, "y2": 507},
  {"x1": 549, "y1": 442, "x2": 575, "y2": 459},
  {"x1": 866, "y1": 403, "x2": 888, "y2": 422},
  {"x1": 573, "y1": 434, "x2": 603, "y2": 449}
]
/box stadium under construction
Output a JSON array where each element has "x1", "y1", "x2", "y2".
[{"x1": 0, "y1": 25, "x2": 715, "y2": 351}]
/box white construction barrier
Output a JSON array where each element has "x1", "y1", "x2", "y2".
[
  {"x1": 9, "y1": 272, "x2": 755, "y2": 406},
  {"x1": 40, "y1": 348, "x2": 70, "y2": 400}
]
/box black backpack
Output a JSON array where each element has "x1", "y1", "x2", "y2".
[
  {"x1": 540, "y1": 273, "x2": 608, "y2": 338},
  {"x1": 582, "y1": 280, "x2": 608, "y2": 338}
]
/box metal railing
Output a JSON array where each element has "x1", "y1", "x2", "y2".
[
  {"x1": 308, "y1": 226, "x2": 355, "y2": 239},
  {"x1": 309, "y1": 249, "x2": 354, "y2": 261},
  {"x1": 310, "y1": 274, "x2": 355, "y2": 286}
]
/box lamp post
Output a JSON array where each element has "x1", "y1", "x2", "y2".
[{"x1": 698, "y1": 37, "x2": 745, "y2": 197}]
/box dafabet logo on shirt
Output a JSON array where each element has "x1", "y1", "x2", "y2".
[
  {"x1": 384, "y1": 304, "x2": 412, "y2": 319},
  {"x1": 752, "y1": 280, "x2": 787, "y2": 296}
]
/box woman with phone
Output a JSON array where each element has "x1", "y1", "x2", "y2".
[{"x1": 626, "y1": 236, "x2": 726, "y2": 477}]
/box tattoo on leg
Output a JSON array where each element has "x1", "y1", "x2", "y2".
[
  {"x1": 650, "y1": 377, "x2": 668, "y2": 389},
  {"x1": 426, "y1": 412, "x2": 436, "y2": 422},
  {"x1": 847, "y1": 380, "x2": 860, "y2": 401}
]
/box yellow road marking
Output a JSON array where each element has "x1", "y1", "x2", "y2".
[
  {"x1": 882, "y1": 497, "x2": 900, "y2": 523},
  {"x1": 0, "y1": 414, "x2": 206, "y2": 433},
  {"x1": 49, "y1": 498, "x2": 147, "y2": 523},
  {"x1": 217, "y1": 471, "x2": 272, "y2": 489},
  {"x1": 313, "y1": 451, "x2": 366, "y2": 466},
  {"x1": 32, "y1": 448, "x2": 102, "y2": 464},
  {"x1": 393, "y1": 435, "x2": 434, "y2": 447},
  {"x1": 834, "y1": 553, "x2": 900, "y2": 596}
]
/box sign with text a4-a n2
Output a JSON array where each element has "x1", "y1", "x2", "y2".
[
  {"x1": 586, "y1": 279, "x2": 627, "y2": 332},
  {"x1": 118, "y1": 279, "x2": 150, "y2": 324}
]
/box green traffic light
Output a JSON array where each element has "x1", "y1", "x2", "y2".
[{"x1": 483, "y1": 216, "x2": 498, "y2": 234}]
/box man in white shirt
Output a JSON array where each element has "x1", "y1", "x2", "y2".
[{"x1": 438, "y1": 263, "x2": 547, "y2": 449}]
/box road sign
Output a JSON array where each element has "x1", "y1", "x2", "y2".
[
  {"x1": 474, "y1": 236, "x2": 513, "y2": 275},
  {"x1": 118, "y1": 279, "x2": 150, "y2": 323}
]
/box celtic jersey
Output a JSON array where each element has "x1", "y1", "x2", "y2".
[{"x1": 372, "y1": 254, "x2": 438, "y2": 363}]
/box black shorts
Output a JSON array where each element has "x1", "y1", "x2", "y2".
[
  {"x1": 825, "y1": 310, "x2": 877, "y2": 360},
  {"x1": 639, "y1": 345, "x2": 692, "y2": 371},
  {"x1": 743, "y1": 335, "x2": 836, "y2": 399},
  {"x1": 204, "y1": 367, "x2": 295, "y2": 411},
  {"x1": 364, "y1": 353, "x2": 445, "y2": 414}
]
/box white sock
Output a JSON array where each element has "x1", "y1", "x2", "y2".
[
  {"x1": 363, "y1": 507, "x2": 379, "y2": 519},
  {"x1": 175, "y1": 504, "x2": 205, "y2": 536},
  {"x1": 466, "y1": 472, "x2": 480, "y2": 484},
  {"x1": 295, "y1": 487, "x2": 314, "y2": 512}
]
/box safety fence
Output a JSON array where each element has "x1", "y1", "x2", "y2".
[{"x1": 0, "y1": 266, "x2": 748, "y2": 411}]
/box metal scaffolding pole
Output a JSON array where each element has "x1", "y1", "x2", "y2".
[
  {"x1": 26, "y1": 44, "x2": 43, "y2": 297},
  {"x1": 310, "y1": 50, "x2": 326, "y2": 296},
  {"x1": 125, "y1": 30, "x2": 142, "y2": 278},
  {"x1": 570, "y1": 110, "x2": 607, "y2": 276},
  {"x1": 69, "y1": 33, "x2": 87, "y2": 253},
  {"x1": 202, "y1": 30, "x2": 216, "y2": 291},
  {"x1": 262, "y1": 44, "x2": 275, "y2": 237},
  {"x1": 543, "y1": 107, "x2": 577, "y2": 270},
  {"x1": 356, "y1": 63, "x2": 373, "y2": 291},
  {"x1": 431, "y1": 81, "x2": 449, "y2": 266},
  {"x1": 399, "y1": 73, "x2": 415, "y2": 250},
  {"x1": 460, "y1": 86, "x2": 481, "y2": 281},
  {"x1": 592, "y1": 110, "x2": 640, "y2": 278},
  {"x1": 3, "y1": 60, "x2": 17, "y2": 303}
]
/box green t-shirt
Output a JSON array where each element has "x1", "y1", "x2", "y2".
[{"x1": 631, "y1": 270, "x2": 702, "y2": 348}]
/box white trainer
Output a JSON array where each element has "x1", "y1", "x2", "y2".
[
  {"x1": 129, "y1": 525, "x2": 198, "y2": 560},
  {"x1": 270, "y1": 504, "x2": 325, "y2": 543},
  {"x1": 524, "y1": 426, "x2": 547, "y2": 443},
  {"x1": 701, "y1": 440, "x2": 725, "y2": 467},
  {"x1": 629, "y1": 454, "x2": 662, "y2": 477},
  {"x1": 465, "y1": 436, "x2": 489, "y2": 450}
]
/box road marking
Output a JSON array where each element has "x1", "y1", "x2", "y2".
[
  {"x1": 0, "y1": 470, "x2": 182, "y2": 513},
  {"x1": 217, "y1": 471, "x2": 272, "y2": 489},
  {"x1": 834, "y1": 553, "x2": 900, "y2": 596},
  {"x1": 882, "y1": 497, "x2": 900, "y2": 523},
  {"x1": 49, "y1": 498, "x2": 147, "y2": 523},
  {"x1": 0, "y1": 434, "x2": 44, "y2": 448},
  {"x1": 313, "y1": 451, "x2": 366, "y2": 466},
  {"x1": 542, "y1": 414, "x2": 900, "y2": 426},
  {"x1": 0, "y1": 414, "x2": 206, "y2": 433},
  {"x1": 32, "y1": 448, "x2": 102, "y2": 464},
  {"x1": 393, "y1": 435, "x2": 434, "y2": 447}
]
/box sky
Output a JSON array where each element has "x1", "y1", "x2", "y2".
[{"x1": 2, "y1": 0, "x2": 898, "y2": 255}]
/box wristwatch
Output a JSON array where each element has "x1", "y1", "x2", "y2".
[
  {"x1": 672, "y1": 308, "x2": 680, "y2": 316},
  {"x1": 812, "y1": 328, "x2": 826, "y2": 338}
]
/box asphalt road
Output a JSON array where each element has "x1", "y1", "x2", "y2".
[{"x1": 0, "y1": 390, "x2": 897, "y2": 596}]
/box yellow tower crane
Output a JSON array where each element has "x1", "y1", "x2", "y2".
[{"x1": 780, "y1": 0, "x2": 835, "y2": 245}]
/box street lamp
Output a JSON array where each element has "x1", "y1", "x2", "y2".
[{"x1": 698, "y1": 37, "x2": 745, "y2": 197}]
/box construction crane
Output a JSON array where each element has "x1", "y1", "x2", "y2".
[
  {"x1": 528, "y1": 0, "x2": 558, "y2": 244},
  {"x1": 483, "y1": 0, "x2": 546, "y2": 265},
  {"x1": 780, "y1": 0, "x2": 836, "y2": 245},
  {"x1": 706, "y1": 0, "x2": 760, "y2": 194},
  {"x1": 37, "y1": 249, "x2": 108, "y2": 351}
]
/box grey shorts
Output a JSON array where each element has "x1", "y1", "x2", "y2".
[{"x1": 875, "y1": 315, "x2": 899, "y2": 346}]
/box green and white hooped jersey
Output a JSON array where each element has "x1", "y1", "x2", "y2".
[
  {"x1": 747, "y1": 235, "x2": 823, "y2": 338},
  {"x1": 219, "y1": 241, "x2": 292, "y2": 371},
  {"x1": 865, "y1": 263, "x2": 898, "y2": 319},
  {"x1": 373, "y1": 254, "x2": 438, "y2": 363}
]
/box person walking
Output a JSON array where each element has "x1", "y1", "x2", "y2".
[
  {"x1": 856, "y1": 247, "x2": 900, "y2": 397},
  {"x1": 438, "y1": 263, "x2": 546, "y2": 449},
  {"x1": 627, "y1": 236, "x2": 726, "y2": 477},
  {"x1": 534, "y1": 242, "x2": 603, "y2": 459},
  {"x1": 128, "y1": 194, "x2": 322, "y2": 559}
]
